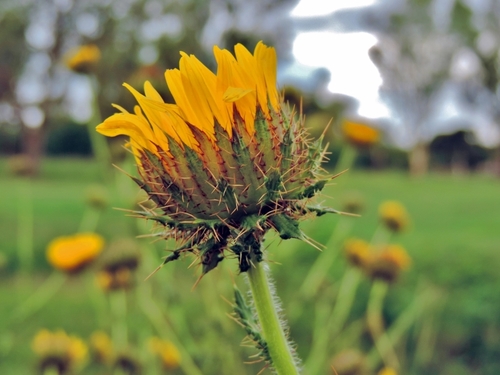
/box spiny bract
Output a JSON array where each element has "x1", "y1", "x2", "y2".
[{"x1": 97, "y1": 41, "x2": 341, "y2": 276}]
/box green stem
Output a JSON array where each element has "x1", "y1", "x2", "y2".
[
  {"x1": 110, "y1": 289, "x2": 128, "y2": 349},
  {"x1": 88, "y1": 76, "x2": 112, "y2": 182},
  {"x1": 137, "y1": 282, "x2": 203, "y2": 375},
  {"x1": 370, "y1": 224, "x2": 392, "y2": 246},
  {"x1": 42, "y1": 366, "x2": 59, "y2": 375},
  {"x1": 85, "y1": 273, "x2": 107, "y2": 327},
  {"x1": 299, "y1": 217, "x2": 354, "y2": 298},
  {"x1": 367, "y1": 280, "x2": 399, "y2": 370},
  {"x1": 305, "y1": 267, "x2": 361, "y2": 375},
  {"x1": 17, "y1": 178, "x2": 34, "y2": 273},
  {"x1": 335, "y1": 144, "x2": 357, "y2": 173},
  {"x1": 78, "y1": 207, "x2": 101, "y2": 233},
  {"x1": 247, "y1": 261, "x2": 300, "y2": 375},
  {"x1": 11, "y1": 272, "x2": 66, "y2": 324}
]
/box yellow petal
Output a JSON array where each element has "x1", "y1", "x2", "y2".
[
  {"x1": 223, "y1": 87, "x2": 253, "y2": 102},
  {"x1": 144, "y1": 80, "x2": 164, "y2": 102},
  {"x1": 255, "y1": 42, "x2": 279, "y2": 112},
  {"x1": 123, "y1": 83, "x2": 198, "y2": 151},
  {"x1": 96, "y1": 113, "x2": 155, "y2": 153}
]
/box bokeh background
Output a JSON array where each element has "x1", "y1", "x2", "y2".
[{"x1": 1, "y1": 0, "x2": 500, "y2": 374}]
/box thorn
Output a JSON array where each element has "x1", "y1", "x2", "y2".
[{"x1": 191, "y1": 274, "x2": 204, "y2": 291}]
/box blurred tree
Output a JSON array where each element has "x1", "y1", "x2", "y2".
[
  {"x1": 0, "y1": 0, "x2": 215, "y2": 175},
  {"x1": 1, "y1": 0, "x2": 300, "y2": 175},
  {"x1": 370, "y1": 0, "x2": 498, "y2": 175},
  {"x1": 457, "y1": 1, "x2": 500, "y2": 175},
  {"x1": 369, "y1": 0, "x2": 463, "y2": 176}
]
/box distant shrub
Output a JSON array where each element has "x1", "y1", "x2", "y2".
[{"x1": 45, "y1": 122, "x2": 91, "y2": 156}]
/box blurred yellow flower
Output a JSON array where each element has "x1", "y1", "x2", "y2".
[
  {"x1": 90, "y1": 331, "x2": 114, "y2": 364},
  {"x1": 32, "y1": 329, "x2": 87, "y2": 374},
  {"x1": 379, "y1": 200, "x2": 410, "y2": 233},
  {"x1": 149, "y1": 337, "x2": 181, "y2": 370},
  {"x1": 47, "y1": 233, "x2": 104, "y2": 273},
  {"x1": 64, "y1": 44, "x2": 101, "y2": 74},
  {"x1": 344, "y1": 238, "x2": 371, "y2": 268},
  {"x1": 378, "y1": 367, "x2": 398, "y2": 375},
  {"x1": 342, "y1": 119, "x2": 379, "y2": 147},
  {"x1": 341, "y1": 191, "x2": 365, "y2": 214},
  {"x1": 96, "y1": 238, "x2": 140, "y2": 291},
  {"x1": 367, "y1": 244, "x2": 411, "y2": 282}
]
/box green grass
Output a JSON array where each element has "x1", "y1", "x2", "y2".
[{"x1": 1, "y1": 158, "x2": 500, "y2": 374}]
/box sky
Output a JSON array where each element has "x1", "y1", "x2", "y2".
[{"x1": 289, "y1": 0, "x2": 391, "y2": 119}]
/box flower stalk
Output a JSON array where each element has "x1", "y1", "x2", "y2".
[
  {"x1": 17, "y1": 178, "x2": 34, "y2": 273},
  {"x1": 11, "y1": 272, "x2": 67, "y2": 324},
  {"x1": 305, "y1": 267, "x2": 362, "y2": 375},
  {"x1": 367, "y1": 280, "x2": 400, "y2": 370},
  {"x1": 109, "y1": 289, "x2": 128, "y2": 349},
  {"x1": 299, "y1": 217, "x2": 354, "y2": 298},
  {"x1": 88, "y1": 77, "x2": 112, "y2": 182},
  {"x1": 247, "y1": 260, "x2": 300, "y2": 375}
]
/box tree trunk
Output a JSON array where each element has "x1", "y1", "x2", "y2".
[
  {"x1": 21, "y1": 125, "x2": 44, "y2": 176},
  {"x1": 408, "y1": 142, "x2": 429, "y2": 176}
]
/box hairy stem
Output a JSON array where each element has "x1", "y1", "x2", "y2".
[{"x1": 247, "y1": 261, "x2": 300, "y2": 375}]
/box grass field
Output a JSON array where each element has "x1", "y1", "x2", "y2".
[{"x1": 1, "y1": 157, "x2": 500, "y2": 374}]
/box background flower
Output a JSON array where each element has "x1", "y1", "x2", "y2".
[{"x1": 46, "y1": 233, "x2": 104, "y2": 273}]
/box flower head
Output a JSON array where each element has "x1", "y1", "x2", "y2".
[
  {"x1": 96, "y1": 238, "x2": 140, "y2": 291},
  {"x1": 32, "y1": 329, "x2": 87, "y2": 374},
  {"x1": 89, "y1": 331, "x2": 114, "y2": 365},
  {"x1": 97, "y1": 41, "x2": 339, "y2": 275},
  {"x1": 366, "y1": 244, "x2": 411, "y2": 282},
  {"x1": 344, "y1": 238, "x2": 371, "y2": 268},
  {"x1": 342, "y1": 119, "x2": 379, "y2": 148},
  {"x1": 64, "y1": 44, "x2": 101, "y2": 74},
  {"x1": 379, "y1": 200, "x2": 409, "y2": 233},
  {"x1": 47, "y1": 233, "x2": 104, "y2": 273},
  {"x1": 341, "y1": 192, "x2": 365, "y2": 215},
  {"x1": 149, "y1": 337, "x2": 181, "y2": 370}
]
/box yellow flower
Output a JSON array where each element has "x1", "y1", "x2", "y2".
[
  {"x1": 32, "y1": 329, "x2": 87, "y2": 374},
  {"x1": 342, "y1": 119, "x2": 379, "y2": 147},
  {"x1": 378, "y1": 367, "x2": 398, "y2": 375},
  {"x1": 344, "y1": 238, "x2": 371, "y2": 268},
  {"x1": 341, "y1": 191, "x2": 365, "y2": 214},
  {"x1": 96, "y1": 238, "x2": 140, "y2": 291},
  {"x1": 89, "y1": 331, "x2": 114, "y2": 364},
  {"x1": 97, "y1": 41, "x2": 339, "y2": 275},
  {"x1": 47, "y1": 233, "x2": 104, "y2": 273},
  {"x1": 64, "y1": 44, "x2": 101, "y2": 74},
  {"x1": 379, "y1": 200, "x2": 410, "y2": 232},
  {"x1": 367, "y1": 244, "x2": 411, "y2": 282},
  {"x1": 149, "y1": 337, "x2": 181, "y2": 370}
]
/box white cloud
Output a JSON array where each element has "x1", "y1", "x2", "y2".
[
  {"x1": 291, "y1": 0, "x2": 376, "y2": 18},
  {"x1": 292, "y1": 31, "x2": 389, "y2": 118}
]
